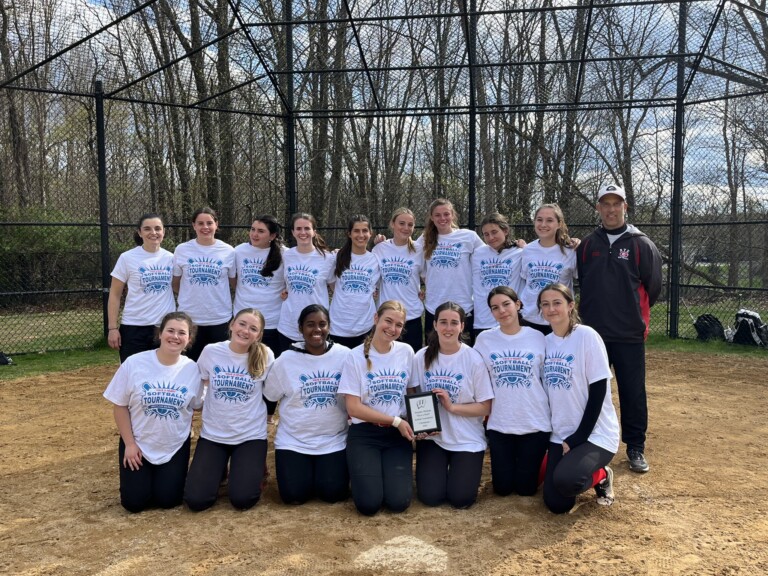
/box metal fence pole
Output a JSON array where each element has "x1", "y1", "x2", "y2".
[
  {"x1": 284, "y1": 0, "x2": 297, "y2": 221},
  {"x1": 467, "y1": 0, "x2": 477, "y2": 228},
  {"x1": 95, "y1": 80, "x2": 111, "y2": 338}
]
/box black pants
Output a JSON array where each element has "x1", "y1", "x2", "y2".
[
  {"x1": 118, "y1": 436, "x2": 190, "y2": 513},
  {"x1": 118, "y1": 324, "x2": 158, "y2": 363},
  {"x1": 330, "y1": 333, "x2": 367, "y2": 349},
  {"x1": 185, "y1": 322, "x2": 230, "y2": 362},
  {"x1": 184, "y1": 437, "x2": 267, "y2": 511},
  {"x1": 399, "y1": 317, "x2": 424, "y2": 352},
  {"x1": 605, "y1": 341, "x2": 647, "y2": 452},
  {"x1": 277, "y1": 332, "x2": 299, "y2": 355},
  {"x1": 416, "y1": 440, "x2": 484, "y2": 508},
  {"x1": 487, "y1": 429, "x2": 549, "y2": 497},
  {"x1": 521, "y1": 320, "x2": 552, "y2": 336},
  {"x1": 543, "y1": 441, "x2": 614, "y2": 514},
  {"x1": 425, "y1": 311, "x2": 474, "y2": 345},
  {"x1": 274, "y1": 448, "x2": 349, "y2": 504},
  {"x1": 346, "y1": 423, "x2": 413, "y2": 516},
  {"x1": 259, "y1": 328, "x2": 282, "y2": 415}
]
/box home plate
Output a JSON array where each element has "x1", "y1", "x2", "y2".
[{"x1": 354, "y1": 535, "x2": 448, "y2": 573}]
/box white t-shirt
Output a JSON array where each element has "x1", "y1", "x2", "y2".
[
  {"x1": 473, "y1": 326, "x2": 551, "y2": 435},
  {"x1": 372, "y1": 239, "x2": 424, "y2": 321},
  {"x1": 173, "y1": 239, "x2": 236, "y2": 325},
  {"x1": 543, "y1": 325, "x2": 620, "y2": 453},
  {"x1": 277, "y1": 248, "x2": 337, "y2": 341},
  {"x1": 103, "y1": 350, "x2": 202, "y2": 464},
  {"x1": 111, "y1": 246, "x2": 176, "y2": 326},
  {"x1": 419, "y1": 229, "x2": 485, "y2": 314},
  {"x1": 338, "y1": 341, "x2": 416, "y2": 424},
  {"x1": 197, "y1": 341, "x2": 274, "y2": 445},
  {"x1": 264, "y1": 342, "x2": 351, "y2": 454},
  {"x1": 471, "y1": 245, "x2": 524, "y2": 329},
  {"x1": 412, "y1": 343, "x2": 494, "y2": 452},
  {"x1": 233, "y1": 243, "x2": 286, "y2": 329},
  {"x1": 519, "y1": 240, "x2": 577, "y2": 326},
  {"x1": 329, "y1": 251, "x2": 381, "y2": 337}
]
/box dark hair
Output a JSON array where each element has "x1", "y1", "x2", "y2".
[
  {"x1": 536, "y1": 282, "x2": 580, "y2": 336},
  {"x1": 480, "y1": 212, "x2": 516, "y2": 253},
  {"x1": 298, "y1": 303, "x2": 331, "y2": 330},
  {"x1": 486, "y1": 285, "x2": 523, "y2": 311},
  {"x1": 534, "y1": 204, "x2": 571, "y2": 254},
  {"x1": 291, "y1": 212, "x2": 330, "y2": 255},
  {"x1": 423, "y1": 198, "x2": 458, "y2": 260},
  {"x1": 156, "y1": 311, "x2": 197, "y2": 349},
  {"x1": 192, "y1": 206, "x2": 218, "y2": 223},
  {"x1": 252, "y1": 215, "x2": 284, "y2": 277},
  {"x1": 335, "y1": 214, "x2": 372, "y2": 277},
  {"x1": 230, "y1": 308, "x2": 270, "y2": 377},
  {"x1": 134, "y1": 213, "x2": 164, "y2": 246},
  {"x1": 424, "y1": 301, "x2": 466, "y2": 370}
]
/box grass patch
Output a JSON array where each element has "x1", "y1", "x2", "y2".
[
  {"x1": 0, "y1": 344, "x2": 117, "y2": 382},
  {"x1": 647, "y1": 334, "x2": 768, "y2": 357},
  {"x1": 0, "y1": 309, "x2": 103, "y2": 355}
]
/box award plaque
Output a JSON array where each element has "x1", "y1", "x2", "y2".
[{"x1": 405, "y1": 392, "x2": 442, "y2": 434}]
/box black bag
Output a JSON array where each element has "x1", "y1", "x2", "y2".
[
  {"x1": 0, "y1": 351, "x2": 13, "y2": 365},
  {"x1": 694, "y1": 314, "x2": 725, "y2": 342},
  {"x1": 732, "y1": 309, "x2": 766, "y2": 347}
]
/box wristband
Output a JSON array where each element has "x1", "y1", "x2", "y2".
[{"x1": 392, "y1": 416, "x2": 402, "y2": 428}]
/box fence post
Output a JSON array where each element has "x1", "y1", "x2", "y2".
[
  {"x1": 95, "y1": 80, "x2": 111, "y2": 338},
  {"x1": 467, "y1": 0, "x2": 477, "y2": 229},
  {"x1": 284, "y1": 0, "x2": 297, "y2": 221}
]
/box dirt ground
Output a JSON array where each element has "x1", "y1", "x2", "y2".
[{"x1": 1, "y1": 349, "x2": 767, "y2": 576}]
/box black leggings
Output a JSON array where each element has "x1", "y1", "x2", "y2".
[
  {"x1": 346, "y1": 423, "x2": 413, "y2": 516},
  {"x1": 118, "y1": 436, "x2": 190, "y2": 513},
  {"x1": 399, "y1": 317, "x2": 424, "y2": 352},
  {"x1": 487, "y1": 429, "x2": 549, "y2": 497},
  {"x1": 274, "y1": 448, "x2": 349, "y2": 504},
  {"x1": 416, "y1": 440, "x2": 484, "y2": 509},
  {"x1": 185, "y1": 322, "x2": 230, "y2": 362},
  {"x1": 117, "y1": 324, "x2": 158, "y2": 363},
  {"x1": 543, "y1": 441, "x2": 615, "y2": 514},
  {"x1": 184, "y1": 437, "x2": 267, "y2": 511}
]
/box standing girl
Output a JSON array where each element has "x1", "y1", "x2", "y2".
[
  {"x1": 412, "y1": 302, "x2": 493, "y2": 509},
  {"x1": 184, "y1": 308, "x2": 275, "y2": 511},
  {"x1": 419, "y1": 198, "x2": 484, "y2": 342},
  {"x1": 519, "y1": 204, "x2": 577, "y2": 335},
  {"x1": 103, "y1": 312, "x2": 202, "y2": 513},
  {"x1": 539, "y1": 283, "x2": 618, "y2": 513},
  {"x1": 264, "y1": 304, "x2": 351, "y2": 505},
  {"x1": 339, "y1": 300, "x2": 417, "y2": 516},
  {"x1": 329, "y1": 215, "x2": 381, "y2": 349},
  {"x1": 108, "y1": 213, "x2": 176, "y2": 362},
  {"x1": 474, "y1": 286, "x2": 550, "y2": 497},
  {"x1": 372, "y1": 207, "x2": 425, "y2": 352},
  {"x1": 471, "y1": 212, "x2": 524, "y2": 341},
  {"x1": 277, "y1": 213, "x2": 336, "y2": 350},
  {"x1": 173, "y1": 207, "x2": 236, "y2": 360}
]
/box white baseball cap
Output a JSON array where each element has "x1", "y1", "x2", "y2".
[{"x1": 597, "y1": 184, "x2": 626, "y2": 201}]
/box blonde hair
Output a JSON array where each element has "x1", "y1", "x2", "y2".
[
  {"x1": 389, "y1": 207, "x2": 416, "y2": 254},
  {"x1": 231, "y1": 308, "x2": 270, "y2": 378},
  {"x1": 423, "y1": 198, "x2": 458, "y2": 260},
  {"x1": 363, "y1": 300, "x2": 408, "y2": 370},
  {"x1": 534, "y1": 204, "x2": 571, "y2": 254}
]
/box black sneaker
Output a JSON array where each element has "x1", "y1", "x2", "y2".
[
  {"x1": 594, "y1": 466, "x2": 614, "y2": 506},
  {"x1": 627, "y1": 449, "x2": 650, "y2": 473}
]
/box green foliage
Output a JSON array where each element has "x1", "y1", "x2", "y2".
[{"x1": 647, "y1": 334, "x2": 767, "y2": 357}]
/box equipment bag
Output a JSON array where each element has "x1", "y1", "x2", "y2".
[
  {"x1": 732, "y1": 309, "x2": 766, "y2": 347},
  {"x1": 694, "y1": 314, "x2": 725, "y2": 342}
]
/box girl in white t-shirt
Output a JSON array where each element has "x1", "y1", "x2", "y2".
[
  {"x1": 339, "y1": 300, "x2": 417, "y2": 516},
  {"x1": 471, "y1": 212, "x2": 524, "y2": 341},
  {"x1": 172, "y1": 207, "x2": 236, "y2": 360},
  {"x1": 474, "y1": 286, "x2": 550, "y2": 497},
  {"x1": 539, "y1": 283, "x2": 619, "y2": 513},
  {"x1": 329, "y1": 215, "x2": 381, "y2": 348},
  {"x1": 412, "y1": 302, "x2": 493, "y2": 508},
  {"x1": 419, "y1": 198, "x2": 485, "y2": 343},
  {"x1": 264, "y1": 304, "x2": 351, "y2": 505},
  {"x1": 519, "y1": 204, "x2": 577, "y2": 335},
  {"x1": 107, "y1": 213, "x2": 176, "y2": 362},
  {"x1": 372, "y1": 207, "x2": 425, "y2": 351},
  {"x1": 277, "y1": 213, "x2": 336, "y2": 349},
  {"x1": 184, "y1": 308, "x2": 275, "y2": 511},
  {"x1": 103, "y1": 312, "x2": 202, "y2": 513}
]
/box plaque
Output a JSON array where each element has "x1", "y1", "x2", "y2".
[{"x1": 405, "y1": 392, "x2": 442, "y2": 434}]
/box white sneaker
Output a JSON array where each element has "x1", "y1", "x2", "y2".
[{"x1": 594, "y1": 466, "x2": 614, "y2": 506}]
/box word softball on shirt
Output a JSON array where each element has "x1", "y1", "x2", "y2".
[
  {"x1": 286, "y1": 265, "x2": 319, "y2": 294},
  {"x1": 423, "y1": 370, "x2": 463, "y2": 403},
  {"x1": 527, "y1": 261, "x2": 565, "y2": 291},
  {"x1": 141, "y1": 381, "x2": 188, "y2": 419},
  {"x1": 239, "y1": 258, "x2": 270, "y2": 288},
  {"x1": 365, "y1": 370, "x2": 409, "y2": 406},
  {"x1": 187, "y1": 258, "x2": 224, "y2": 286},
  {"x1": 138, "y1": 265, "x2": 172, "y2": 294},
  {"x1": 488, "y1": 351, "x2": 536, "y2": 388},
  {"x1": 430, "y1": 242, "x2": 462, "y2": 268},
  {"x1": 543, "y1": 353, "x2": 575, "y2": 390},
  {"x1": 211, "y1": 365, "x2": 255, "y2": 403},
  {"x1": 340, "y1": 265, "x2": 375, "y2": 293},
  {"x1": 380, "y1": 257, "x2": 415, "y2": 285},
  {"x1": 299, "y1": 371, "x2": 342, "y2": 409},
  {"x1": 480, "y1": 257, "x2": 515, "y2": 288}
]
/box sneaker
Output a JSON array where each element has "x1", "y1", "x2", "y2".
[
  {"x1": 627, "y1": 449, "x2": 650, "y2": 473},
  {"x1": 594, "y1": 466, "x2": 614, "y2": 506}
]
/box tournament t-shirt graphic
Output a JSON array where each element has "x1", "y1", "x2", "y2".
[
  {"x1": 479, "y1": 257, "x2": 517, "y2": 289},
  {"x1": 211, "y1": 364, "x2": 256, "y2": 403},
  {"x1": 365, "y1": 369, "x2": 409, "y2": 407},
  {"x1": 239, "y1": 257, "x2": 270, "y2": 288},
  {"x1": 299, "y1": 371, "x2": 342, "y2": 409},
  {"x1": 421, "y1": 369, "x2": 463, "y2": 403},
  {"x1": 487, "y1": 350, "x2": 536, "y2": 388},
  {"x1": 379, "y1": 256, "x2": 415, "y2": 286},
  {"x1": 340, "y1": 264, "x2": 375, "y2": 293},
  {"x1": 139, "y1": 265, "x2": 172, "y2": 294},
  {"x1": 429, "y1": 241, "x2": 463, "y2": 269},
  {"x1": 543, "y1": 352, "x2": 575, "y2": 390},
  {"x1": 141, "y1": 381, "x2": 189, "y2": 420},
  {"x1": 286, "y1": 264, "x2": 319, "y2": 294},
  {"x1": 187, "y1": 257, "x2": 225, "y2": 286}
]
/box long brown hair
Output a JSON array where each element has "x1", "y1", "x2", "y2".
[
  {"x1": 480, "y1": 212, "x2": 516, "y2": 253},
  {"x1": 424, "y1": 301, "x2": 466, "y2": 370},
  {"x1": 362, "y1": 300, "x2": 408, "y2": 370},
  {"x1": 335, "y1": 214, "x2": 372, "y2": 277},
  {"x1": 536, "y1": 283, "x2": 580, "y2": 336},
  {"x1": 534, "y1": 204, "x2": 571, "y2": 255},
  {"x1": 291, "y1": 212, "x2": 330, "y2": 255},
  {"x1": 253, "y1": 215, "x2": 284, "y2": 277},
  {"x1": 156, "y1": 311, "x2": 197, "y2": 348},
  {"x1": 231, "y1": 308, "x2": 270, "y2": 377},
  {"x1": 423, "y1": 198, "x2": 458, "y2": 260}
]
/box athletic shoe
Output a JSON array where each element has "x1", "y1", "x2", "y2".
[
  {"x1": 627, "y1": 449, "x2": 650, "y2": 473},
  {"x1": 594, "y1": 466, "x2": 614, "y2": 506}
]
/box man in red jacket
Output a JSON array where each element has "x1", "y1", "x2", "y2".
[{"x1": 577, "y1": 184, "x2": 662, "y2": 473}]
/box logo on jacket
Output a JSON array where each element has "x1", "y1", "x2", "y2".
[{"x1": 618, "y1": 248, "x2": 630, "y2": 261}]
